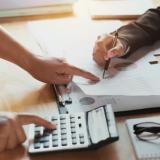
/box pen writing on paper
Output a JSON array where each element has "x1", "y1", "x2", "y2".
[{"x1": 102, "y1": 31, "x2": 119, "y2": 79}]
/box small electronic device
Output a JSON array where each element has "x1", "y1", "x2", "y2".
[{"x1": 28, "y1": 104, "x2": 118, "y2": 153}]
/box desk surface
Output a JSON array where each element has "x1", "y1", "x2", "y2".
[{"x1": 0, "y1": 1, "x2": 160, "y2": 160}]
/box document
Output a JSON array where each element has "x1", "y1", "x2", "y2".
[
  {"x1": 28, "y1": 19, "x2": 160, "y2": 112},
  {"x1": 75, "y1": 42, "x2": 160, "y2": 96}
]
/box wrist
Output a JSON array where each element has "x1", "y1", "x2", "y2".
[
  {"x1": 18, "y1": 51, "x2": 37, "y2": 74},
  {"x1": 118, "y1": 38, "x2": 130, "y2": 57},
  {"x1": 25, "y1": 54, "x2": 45, "y2": 77}
]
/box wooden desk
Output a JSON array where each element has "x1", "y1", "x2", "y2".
[{"x1": 0, "y1": 1, "x2": 160, "y2": 160}]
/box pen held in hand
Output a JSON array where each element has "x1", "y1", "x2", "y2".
[
  {"x1": 102, "y1": 59, "x2": 111, "y2": 78},
  {"x1": 102, "y1": 31, "x2": 119, "y2": 79}
]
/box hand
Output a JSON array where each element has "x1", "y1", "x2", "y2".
[
  {"x1": 93, "y1": 34, "x2": 127, "y2": 67},
  {"x1": 0, "y1": 112, "x2": 55, "y2": 152},
  {"x1": 29, "y1": 56, "x2": 99, "y2": 84}
]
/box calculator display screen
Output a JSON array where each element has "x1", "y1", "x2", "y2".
[{"x1": 87, "y1": 106, "x2": 110, "y2": 144}]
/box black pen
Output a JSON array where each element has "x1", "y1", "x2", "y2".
[
  {"x1": 102, "y1": 31, "x2": 119, "y2": 78},
  {"x1": 59, "y1": 85, "x2": 72, "y2": 104},
  {"x1": 53, "y1": 84, "x2": 65, "y2": 107},
  {"x1": 52, "y1": 84, "x2": 69, "y2": 114}
]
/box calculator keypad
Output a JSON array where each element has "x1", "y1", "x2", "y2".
[{"x1": 29, "y1": 113, "x2": 89, "y2": 153}]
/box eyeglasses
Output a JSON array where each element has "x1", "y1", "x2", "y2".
[{"x1": 133, "y1": 122, "x2": 160, "y2": 141}]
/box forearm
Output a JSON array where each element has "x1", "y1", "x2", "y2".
[
  {"x1": 0, "y1": 26, "x2": 35, "y2": 72},
  {"x1": 118, "y1": 7, "x2": 160, "y2": 55}
]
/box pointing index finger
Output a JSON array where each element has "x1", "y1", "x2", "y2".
[{"x1": 67, "y1": 65, "x2": 100, "y2": 81}]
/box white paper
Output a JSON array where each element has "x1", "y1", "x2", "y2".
[
  {"x1": 77, "y1": 43, "x2": 160, "y2": 96},
  {"x1": 28, "y1": 18, "x2": 122, "y2": 57},
  {"x1": 28, "y1": 18, "x2": 160, "y2": 97}
]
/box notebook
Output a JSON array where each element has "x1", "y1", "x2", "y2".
[
  {"x1": 89, "y1": 0, "x2": 154, "y2": 19},
  {"x1": 126, "y1": 116, "x2": 160, "y2": 160}
]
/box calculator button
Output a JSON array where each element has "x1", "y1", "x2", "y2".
[
  {"x1": 43, "y1": 129, "x2": 51, "y2": 134},
  {"x1": 34, "y1": 138, "x2": 40, "y2": 144},
  {"x1": 35, "y1": 126, "x2": 41, "y2": 132},
  {"x1": 34, "y1": 143, "x2": 41, "y2": 149},
  {"x1": 61, "y1": 140, "x2": 67, "y2": 146},
  {"x1": 61, "y1": 129, "x2": 67, "y2": 134},
  {"x1": 51, "y1": 117, "x2": 58, "y2": 121},
  {"x1": 60, "y1": 119, "x2": 66, "y2": 124},
  {"x1": 71, "y1": 128, "x2": 76, "y2": 133},
  {"x1": 61, "y1": 134, "x2": 67, "y2": 140},
  {"x1": 52, "y1": 135, "x2": 58, "y2": 141},
  {"x1": 52, "y1": 129, "x2": 58, "y2": 135},
  {"x1": 52, "y1": 141, "x2": 58, "y2": 147},
  {"x1": 71, "y1": 133, "x2": 76, "y2": 139},
  {"x1": 70, "y1": 117, "x2": 75, "y2": 123},
  {"x1": 44, "y1": 128, "x2": 53, "y2": 132},
  {"x1": 40, "y1": 136, "x2": 49, "y2": 143},
  {"x1": 60, "y1": 115, "x2": 66, "y2": 120},
  {"x1": 71, "y1": 123, "x2": 76, "y2": 128},
  {"x1": 70, "y1": 115, "x2": 75, "y2": 119},
  {"x1": 72, "y1": 138, "x2": 77, "y2": 145},
  {"x1": 61, "y1": 132, "x2": 67, "y2": 136},
  {"x1": 43, "y1": 142, "x2": 50, "y2": 148},
  {"x1": 60, "y1": 124, "x2": 66, "y2": 129},
  {"x1": 79, "y1": 133, "x2": 84, "y2": 138},
  {"x1": 43, "y1": 133, "x2": 51, "y2": 138},
  {"x1": 43, "y1": 132, "x2": 50, "y2": 137},
  {"x1": 80, "y1": 137, "x2": 85, "y2": 144},
  {"x1": 34, "y1": 131, "x2": 41, "y2": 138}
]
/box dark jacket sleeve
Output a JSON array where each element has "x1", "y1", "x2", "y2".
[{"x1": 117, "y1": 7, "x2": 160, "y2": 55}]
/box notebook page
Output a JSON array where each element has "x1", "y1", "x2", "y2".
[{"x1": 126, "y1": 117, "x2": 160, "y2": 160}]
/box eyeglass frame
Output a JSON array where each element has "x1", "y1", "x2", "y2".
[{"x1": 133, "y1": 122, "x2": 160, "y2": 141}]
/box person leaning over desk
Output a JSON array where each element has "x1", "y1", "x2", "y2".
[
  {"x1": 0, "y1": 27, "x2": 99, "y2": 152},
  {"x1": 93, "y1": 7, "x2": 160, "y2": 66}
]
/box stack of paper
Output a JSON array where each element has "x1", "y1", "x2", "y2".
[{"x1": 0, "y1": 0, "x2": 76, "y2": 17}]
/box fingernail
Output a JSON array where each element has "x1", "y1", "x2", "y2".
[
  {"x1": 108, "y1": 51, "x2": 115, "y2": 58},
  {"x1": 49, "y1": 123, "x2": 56, "y2": 129},
  {"x1": 104, "y1": 55, "x2": 109, "y2": 60},
  {"x1": 94, "y1": 76, "x2": 100, "y2": 81}
]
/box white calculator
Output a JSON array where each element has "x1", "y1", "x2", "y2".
[{"x1": 28, "y1": 104, "x2": 118, "y2": 154}]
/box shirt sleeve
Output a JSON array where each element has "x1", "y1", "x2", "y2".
[{"x1": 117, "y1": 7, "x2": 160, "y2": 56}]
